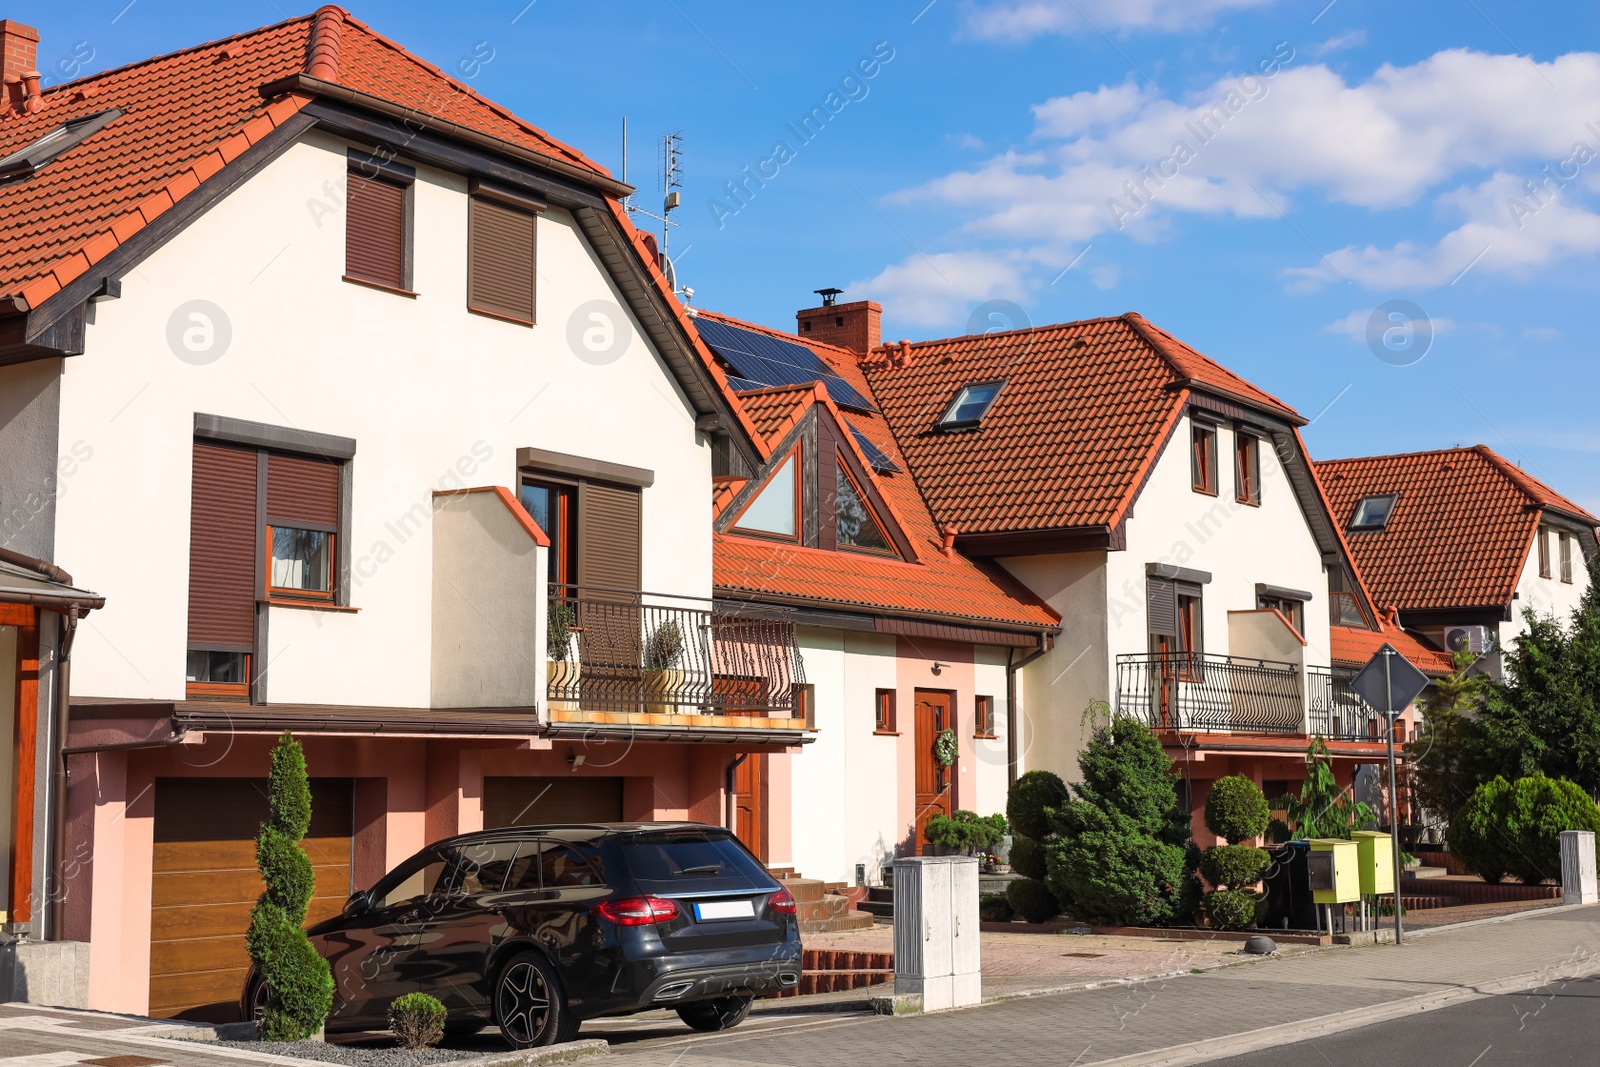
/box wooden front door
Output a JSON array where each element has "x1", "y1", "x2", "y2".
[
  {"x1": 914, "y1": 691, "x2": 953, "y2": 853},
  {"x1": 732, "y1": 753, "x2": 767, "y2": 863}
]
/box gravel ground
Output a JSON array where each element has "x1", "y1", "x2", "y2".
[{"x1": 212, "y1": 1039, "x2": 479, "y2": 1065}]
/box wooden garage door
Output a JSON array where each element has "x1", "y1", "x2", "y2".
[
  {"x1": 150, "y1": 778, "x2": 353, "y2": 1022},
  {"x1": 483, "y1": 776, "x2": 623, "y2": 829}
]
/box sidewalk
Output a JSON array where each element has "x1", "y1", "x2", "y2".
[{"x1": 614, "y1": 903, "x2": 1600, "y2": 1066}]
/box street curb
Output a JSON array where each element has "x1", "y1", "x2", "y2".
[
  {"x1": 867, "y1": 993, "x2": 921, "y2": 1016},
  {"x1": 1072, "y1": 954, "x2": 1600, "y2": 1067},
  {"x1": 451, "y1": 1039, "x2": 608, "y2": 1066},
  {"x1": 1408, "y1": 900, "x2": 1591, "y2": 939}
]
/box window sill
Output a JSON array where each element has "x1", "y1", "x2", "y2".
[
  {"x1": 873, "y1": 729, "x2": 901, "y2": 737},
  {"x1": 343, "y1": 274, "x2": 418, "y2": 298},
  {"x1": 973, "y1": 733, "x2": 999, "y2": 740},
  {"x1": 468, "y1": 305, "x2": 536, "y2": 328},
  {"x1": 260, "y1": 597, "x2": 360, "y2": 613},
  {"x1": 1192, "y1": 486, "x2": 1219, "y2": 497},
  {"x1": 1234, "y1": 497, "x2": 1261, "y2": 508}
]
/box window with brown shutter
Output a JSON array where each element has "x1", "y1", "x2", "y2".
[
  {"x1": 266, "y1": 453, "x2": 341, "y2": 601},
  {"x1": 187, "y1": 443, "x2": 258, "y2": 699},
  {"x1": 576, "y1": 481, "x2": 642, "y2": 593},
  {"x1": 345, "y1": 171, "x2": 411, "y2": 291},
  {"x1": 467, "y1": 196, "x2": 537, "y2": 324}
]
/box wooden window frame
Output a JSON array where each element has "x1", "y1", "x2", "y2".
[
  {"x1": 1560, "y1": 531, "x2": 1574, "y2": 583},
  {"x1": 1191, "y1": 423, "x2": 1218, "y2": 495},
  {"x1": 1234, "y1": 430, "x2": 1260, "y2": 506},
  {"x1": 264, "y1": 522, "x2": 338, "y2": 602},
  {"x1": 834, "y1": 459, "x2": 896, "y2": 557},
  {"x1": 520, "y1": 464, "x2": 644, "y2": 595},
  {"x1": 974, "y1": 695, "x2": 997, "y2": 739},
  {"x1": 730, "y1": 450, "x2": 803, "y2": 543},
  {"x1": 185, "y1": 648, "x2": 252, "y2": 702},
  {"x1": 874, "y1": 688, "x2": 898, "y2": 734},
  {"x1": 1538, "y1": 528, "x2": 1552, "y2": 578}
]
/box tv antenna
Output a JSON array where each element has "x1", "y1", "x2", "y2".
[{"x1": 621, "y1": 122, "x2": 687, "y2": 296}]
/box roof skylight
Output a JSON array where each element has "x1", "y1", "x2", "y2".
[
  {"x1": 1349, "y1": 494, "x2": 1398, "y2": 531},
  {"x1": 938, "y1": 381, "x2": 1004, "y2": 429},
  {"x1": 0, "y1": 109, "x2": 122, "y2": 181}
]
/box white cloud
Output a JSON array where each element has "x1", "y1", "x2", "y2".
[
  {"x1": 1326, "y1": 309, "x2": 1455, "y2": 339},
  {"x1": 1523, "y1": 325, "x2": 1564, "y2": 341},
  {"x1": 1090, "y1": 264, "x2": 1121, "y2": 289},
  {"x1": 946, "y1": 132, "x2": 988, "y2": 151},
  {"x1": 966, "y1": 0, "x2": 1281, "y2": 38},
  {"x1": 1311, "y1": 30, "x2": 1367, "y2": 57},
  {"x1": 850, "y1": 251, "x2": 1033, "y2": 329},
  {"x1": 897, "y1": 48, "x2": 1600, "y2": 291}
]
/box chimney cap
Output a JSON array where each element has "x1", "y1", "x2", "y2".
[{"x1": 814, "y1": 287, "x2": 843, "y2": 307}]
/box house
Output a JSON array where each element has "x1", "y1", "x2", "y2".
[
  {"x1": 692, "y1": 303, "x2": 1058, "y2": 888},
  {"x1": 1315, "y1": 445, "x2": 1599, "y2": 677},
  {"x1": 855, "y1": 310, "x2": 1448, "y2": 844},
  {"x1": 0, "y1": 8, "x2": 807, "y2": 1019}
]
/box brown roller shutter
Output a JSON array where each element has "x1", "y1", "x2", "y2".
[
  {"x1": 267, "y1": 452, "x2": 340, "y2": 527},
  {"x1": 467, "y1": 197, "x2": 536, "y2": 323},
  {"x1": 345, "y1": 173, "x2": 407, "y2": 289},
  {"x1": 577, "y1": 482, "x2": 642, "y2": 593},
  {"x1": 1146, "y1": 577, "x2": 1176, "y2": 638},
  {"x1": 188, "y1": 443, "x2": 258, "y2": 647}
]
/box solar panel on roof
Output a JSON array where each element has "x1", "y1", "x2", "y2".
[
  {"x1": 696, "y1": 318, "x2": 877, "y2": 412},
  {"x1": 850, "y1": 425, "x2": 900, "y2": 474}
]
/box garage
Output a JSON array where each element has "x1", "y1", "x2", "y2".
[
  {"x1": 149, "y1": 778, "x2": 353, "y2": 1021},
  {"x1": 483, "y1": 776, "x2": 624, "y2": 828}
]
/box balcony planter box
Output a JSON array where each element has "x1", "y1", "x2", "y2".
[
  {"x1": 643, "y1": 667, "x2": 687, "y2": 715},
  {"x1": 548, "y1": 659, "x2": 582, "y2": 712}
]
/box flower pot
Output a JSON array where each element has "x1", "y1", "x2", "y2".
[
  {"x1": 547, "y1": 658, "x2": 581, "y2": 713},
  {"x1": 643, "y1": 667, "x2": 687, "y2": 715}
]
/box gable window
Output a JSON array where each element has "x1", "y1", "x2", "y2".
[
  {"x1": 732, "y1": 452, "x2": 799, "y2": 540},
  {"x1": 874, "y1": 688, "x2": 897, "y2": 733},
  {"x1": 467, "y1": 180, "x2": 544, "y2": 325},
  {"x1": 836, "y1": 464, "x2": 891, "y2": 553},
  {"x1": 1191, "y1": 423, "x2": 1218, "y2": 495},
  {"x1": 974, "y1": 695, "x2": 996, "y2": 738},
  {"x1": 0, "y1": 108, "x2": 122, "y2": 181},
  {"x1": 1538, "y1": 528, "x2": 1552, "y2": 578},
  {"x1": 1234, "y1": 431, "x2": 1261, "y2": 505},
  {"x1": 345, "y1": 151, "x2": 415, "y2": 293},
  {"x1": 1349, "y1": 494, "x2": 1397, "y2": 531},
  {"x1": 938, "y1": 381, "x2": 1004, "y2": 429},
  {"x1": 1561, "y1": 532, "x2": 1574, "y2": 583}
]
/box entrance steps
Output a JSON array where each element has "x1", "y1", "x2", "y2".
[{"x1": 771, "y1": 871, "x2": 875, "y2": 933}]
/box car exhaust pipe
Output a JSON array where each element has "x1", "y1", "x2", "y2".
[
  {"x1": 653, "y1": 981, "x2": 696, "y2": 1001},
  {"x1": 778, "y1": 971, "x2": 799, "y2": 986}
]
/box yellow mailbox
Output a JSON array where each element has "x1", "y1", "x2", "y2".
[
  {"x1": 1307, "y1": 838, "x2": 1360, "y2": 904},
  {"x1": 1352, "y1": 830, "x2": 1396, "y2": 896}
]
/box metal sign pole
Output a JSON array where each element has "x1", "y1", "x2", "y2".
[{"x1": 1383, "y1": 648, "x2": 1404, "y2": 945}]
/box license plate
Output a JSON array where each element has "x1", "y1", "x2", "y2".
[{"x1": 693, "y1": 899, "x2": 755, "y2": 921}]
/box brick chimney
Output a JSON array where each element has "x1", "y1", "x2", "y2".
[
  {"x1": 796, "y1": 288, "x2": 881, "y2": 357},
  {"x1": 0, "y1": 20, "x2": 38, "y2": 81}
]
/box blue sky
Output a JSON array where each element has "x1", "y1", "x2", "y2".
[{"x1": 34, "y1": 0, "x2": 1600, "y2": 509}]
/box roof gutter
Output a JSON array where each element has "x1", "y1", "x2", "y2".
[
  {"x1": 0, "y1": 547, "x2": 74, "y2": 586},
  {"x1": 258, "y1": 74, "x2": 634, "y2": 200}
]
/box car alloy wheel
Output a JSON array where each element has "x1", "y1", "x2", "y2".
[{"x1": 494, "y1": 952, "x2": 571, "y2": 1048}]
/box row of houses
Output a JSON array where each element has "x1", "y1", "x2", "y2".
[{"x1": 0, "y1": 7, "x2": 1594, "y2": 1021}]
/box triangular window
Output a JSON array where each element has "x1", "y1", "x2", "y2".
[
  {"x1": 836, "y1": 462, "x2": 891, "y2": 553},
  {"x1": 732, "y1": 452, "x2": 799, "y2": 539}
]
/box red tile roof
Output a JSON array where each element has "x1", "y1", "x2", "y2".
[
  {"x1": 1314, "y1": 445, "x2": 1597, "y2": 613},
  {"x1": 698, "y1": 312, "x2": 1058, "y2": 633},
  {"x1": 1330, "y1": 622, "x2": 1454, "y2": 677},
  {"x1": 860, "y1": 313, "x2": 1301, "y2": 536},
  {"x1": 0, "y1": 6, "x2": 611, "y2": 313}
]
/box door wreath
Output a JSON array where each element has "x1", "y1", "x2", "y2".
[{"x1": 933, "y1": 727, "x2": 958, "y2": 767}]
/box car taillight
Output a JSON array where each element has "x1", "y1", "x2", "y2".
[
  {"x1": 595, "y1": 896, "x2": 679, "y2": 926},
  {"x1": 769, "y1": 885, "x2": 797, "y2": 915}
]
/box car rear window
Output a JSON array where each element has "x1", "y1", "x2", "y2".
[{"x1": 614, "y1": 830, "x2": 771, "y2": 890}]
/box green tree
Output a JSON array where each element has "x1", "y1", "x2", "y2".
[
  {"x1": 246, "y1": 733, "x2": 333, "y2": 1040},
  {"x1": 1276, "y1": 736, "x2": 1375, "y2": 839},
  {"x1": 1045, "y1": 717, "x2": 1192, "y2": 926},
  {"x1": 1448, "y1": 774, "x2": 1600, "y2": 884},
  {"x1": 1403, "y1": 650, "x2": 1491, "y2": 824}
]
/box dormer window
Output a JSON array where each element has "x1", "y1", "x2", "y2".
[
  {"x1": 0, "y1": 109, "x2": 122, "y2": 180},
  {"x1": 836, "y1": 465, "x2": 891, "y2": 553},
  {"x1": 1349, "y1": 494, "x2": 1397, "y2": 530},
  {"x1": 938, "y1": 381, "x2": 1004, "y2": 429},
  {"x1": 731, "y1": 452, "x2": 799, "y2": 540}
]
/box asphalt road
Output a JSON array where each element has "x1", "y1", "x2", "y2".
[{"x1": 1214, "y1": 976, "x2": 1600, "y2": 1067}]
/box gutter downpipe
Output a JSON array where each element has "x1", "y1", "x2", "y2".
[
  {"x1": 1006, "y1": 635, "x2": 1053, "y2": 788},
  {"x1": 46, "y1": 607, "x2": 77, "y2": 942},
  {"x1": 725, "y1": 752, "x2": 750, "y2": 833}
]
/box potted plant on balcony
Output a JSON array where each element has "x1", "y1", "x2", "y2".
[
  {"x1": 547, "y1": 600, "x2": 581, "y2": 713},
  {"x1": 642, "y1": 618, "x2": 687, "y2": 715}
]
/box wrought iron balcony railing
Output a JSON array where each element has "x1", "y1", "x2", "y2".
[
  {"x1": 1115, "y1": 652, "x2": 1307, "y2": 735},
  {"x1": 1305, "y1": 665, "x2": 1385, "y2": 742},
  {"x1": 546, "y1": 584, "x2": 806, "y2": 719}
]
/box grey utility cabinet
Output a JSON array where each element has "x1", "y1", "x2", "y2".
[{"x1": 893, "y1": 855, "x2": 980, "y2": 1010}]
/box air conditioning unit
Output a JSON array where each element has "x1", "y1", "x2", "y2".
[{"x1": 1444, "y1": 625, "x2": 1492, "y2": 654}]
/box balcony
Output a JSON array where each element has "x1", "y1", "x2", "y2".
[
  {"x1": 1115, "y1": 654, "x2": 1381, "y2": 743},
  {"x1": 546, "y1": 584, "x2": 807, "y2": 734}
]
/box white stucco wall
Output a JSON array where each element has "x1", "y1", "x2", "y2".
[
  {"x1": 1505, "y1": 523, "x2": 1592, "y2": 650},
  {"x1": 54, "y1": 131, "x2": 714, "y2": 706},
  {"x1": 971, "y1": 648, "x2": 1011, "y2": 818}
]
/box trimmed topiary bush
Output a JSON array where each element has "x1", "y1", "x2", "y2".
[
  {"x1": 1007, "y1": 770, "x2": 1069, "y2": 842},
  {"x1": 1200, "y1": 844, "x2": 1273, "y2": 890},
  {"x1": 1448, "y1": 774, "x2": 1600, "y2": 884},
  {"x1": 1204, "y1": 776, "x2": 1271, "y2": 844},
  {"x1": 1006, "y1": 877, "x2": 1061, "y2": 924},
  {"x1": 389, "y1": 992, "x2": 446, "y2": 1050},
  {"x1": 1204, "y1": 889, "x2": 1262, "y2": 931},
  {"x1": 246, "y1": 732, "x2": 334, "y2": 1041},
  {"x1": 1009, "y1": 834, "x2": 1048, "y2": 880},
  {"x1": 924, "y1": 810, "x2": 1009, "y2": 852},
  {"x1": 979, "y1": 893, "x2": 1014, "y2": 923}
]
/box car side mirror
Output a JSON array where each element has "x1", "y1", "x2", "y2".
[{"x1": 343, "y1": 891, "x2": 371, "y2": 918}]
